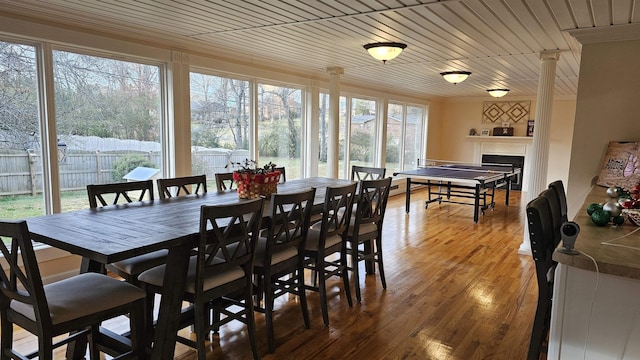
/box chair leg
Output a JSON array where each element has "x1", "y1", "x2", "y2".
[
  {"x1": 37, "y1": 334, "x2": 54, "y2": 360},
  {"x1": 245, "y1": 286, "x2": 261, "y2": 359},
  {"x1": 0, "y1": 314, "x2": 13, "y2": 360},
  {"x1": 129, "y1": 299, "x2": 147, "y2": 359},
  {"x1": 318, "y1": 258, "x2": 330, "y2": 326},
  {"x1": 297, "y1": 265, "x2": 311, "y2": 329},
  {"x1": 340, "y1": 248, "x2": 353, "y2": 307},
  {"x1": 376, "y1": 237, "x2": 387, "y2": 289},
  {"x1": 351, "y1": 240, "x2": 362, "y2": 303},
  {"x1": 87, "y1": 324, "x2": 100, "y2": 360},
  {"x1": 193, "y1": 301, "x2": 208, "y2": 360},
  {"x1": 264, "y1": 276, "x2": 276, "y2": 353},
  {"x1": 527, "y1": 297, "x2": 550, "y2": 360}
]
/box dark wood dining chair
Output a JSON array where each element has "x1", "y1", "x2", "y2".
[
  {"x1": 346, "y1": 177, "x2": 392, "y2": 302},
  {"x1": 525, "y1": 195, "x2": 557, "y2": 360},
  {"x1": 138, "y1": 199, "x2": 264, "y2": 360},
  {"x1": 273, "y1": 167, "x2": 286, "y2": 183},
  {"x1": 0, "y1": 220, "x2": 146, "y2": 360},
  {"x1": 157, "y1": 174, "x2": 207, "y2": 199},
  {"x1": 87, "y1": 180, "x2": 167, "y2": 285},
  {"x1": 304, "y1": 182, "x2": 357, "y2": 326},
  {"x1": 539, "y1": 188, "x2": 563, "y2": 248},
  {"x1": 87, "y1": 179, "x2": 154, "y2": 208},
  {"x1": 548, "y1": 180, "x2": 568, "y2": 223},
  {"x1": 215, "y1": 172, "x2": 236, "y2": 192},
  {"x1": 253, "y1": 188, "x2": 315, "y2": 352},
  {"x1": 351, "y1": 165, "x2": 386, "y2": 181}
]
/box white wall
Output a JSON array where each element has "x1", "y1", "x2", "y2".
[
  {"x1": 567, "y1": 38, "x2": 640, "y2": 219},
  {"x1": 432, "y1": 97, "x2": 576, "y2": 191}
]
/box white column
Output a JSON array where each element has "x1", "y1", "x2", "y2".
[
  {"x1": 519, "y1": 50, "x2": 560, "y2": 255},
  {"x1": 326, "y1": 67, "x2": 343, "y2": 178}
]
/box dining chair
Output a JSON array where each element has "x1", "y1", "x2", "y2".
[
  {"x1": 253, "y1": 188, "x2": 315, "y2": 353},
  {"x1": 87, "y1": 179, "x2": 154, "y2": 208},
  {"x1": 525, "y1": 195, "x2": 556, "y2": 360},
  {"x1": 346, "y1": 177, "x2": 392, "y2": 302},
  {"x1": 304, "y1": 182, "x2": 357, "y2": 326},
  {"x1": 548, "y1": 180, "x2": 568, "y2": 223},
  {"x1": 351, "y1": 165, "x2": 386, "y2": 181},
  {"x1": 0, "y1": 220, "x2": 146, "y2": 360},
  {"x1": 215, "y1": 172, "x2": 236, "y2": 192},
  {"x1": 539, "y1": 188, "x2": 563, "y2": 249},
  {"x1": 138, "y1": 199, "x2": 264, "y2": 360},
  {"x1": 273, "y1": 167, "x2": 286, "y2": 183},
  {"x1": 87, "y1": 180, "x2": 168, "y2": 285},
  {"x1": 157, "y1": 174, "x2": 207, "y2": 199}
]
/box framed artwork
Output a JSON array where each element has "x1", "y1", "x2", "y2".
[
  {"x1": 527, "y1": 120, "x2": 534, "y2": 136},
  {"x1": 480, "y1": 128, "x2": 491, "y2": 136}
]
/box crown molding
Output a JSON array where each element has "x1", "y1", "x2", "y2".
[{"x1": 568, "y1": 23, "x2": 640, "y2": 45}]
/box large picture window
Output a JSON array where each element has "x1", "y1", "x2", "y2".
[
  {"x1": 387, "y1": 102, "x2": 425, "y2": 174},
  {"x1": 53, "y1": 50, "x2": 163, "y2": 212},
  {"x1": 190, "y1": 72, "x2": 250, "y2": 178},
  {"x1": 0, "y1": 41, "x2": 44, "y2": 219}
]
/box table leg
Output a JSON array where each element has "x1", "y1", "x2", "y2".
[
  {"x1": 474, "y1": 184, "x2": 480, "y2": 223},
  {"x1": 150, "y1": 244, "x2": 191, "y2": 360},
  {"x1": 405, "y1": 178, "x2": 411, "y2": 213},
  {"x1": 505, "y1": 176, "x2": 512, "y2": 206}
]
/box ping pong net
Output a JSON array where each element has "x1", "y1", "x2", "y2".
[{"x1": 416, "y1": 159, "x2": 517, "y2": 173}]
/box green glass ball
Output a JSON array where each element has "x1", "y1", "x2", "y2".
[
  {"x1": 591, "y1": 209, "x2": 611, "y2": 226},
  {"x1": 612, "y1": 215, "x2": 626, "y2": 225},
  {"x1": 587, "y1": 203, "x2": 603, "y2": 216}
]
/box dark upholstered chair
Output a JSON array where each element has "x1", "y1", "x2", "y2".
[
  {"x1": 138, "y1": 199, "x2": 264, "y2": 360},
  {"x1": 526, "y1": 195, "x2": 557, "y2": 360},
  {"x1": 215, "y1": 172, "x2": 236, "y2": 192},
  {"x1": 87, "y1": 180, "x2": 168, "y2": 285},
  {"x1": 0, "y1": 220, "x2": 146, "y2": 360},
  {"x1": 304, "y1": 183, "x2": 357, "y2": 326},
  {"x1": 157, "y1": 174, "x2": 207, "y2": 199},
  {"x1": 346, "y1": 177, "x2": 392, "y2": 302},
  {"x1": 548, "y1": 180, "x2": 568, "y2": 223},
  {"x1": 253, "y1": 188, "x2": 315, "y2": 352},
  {"x1": 351, "y1": 165, "x2": 386, "y2": 181}
]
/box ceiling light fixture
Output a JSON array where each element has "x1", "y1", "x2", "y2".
[
  {"x1": 363, "y1": 42, "x2": 407, "y2": 63},
  {"x1": 440, "y1": 71, "x2": 471, "y2": 84},
  {"x1": 487, "y1": 89, "x2": 510, "y2": 98}
]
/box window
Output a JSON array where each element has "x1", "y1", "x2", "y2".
[
  {"x1": 349, "y1": 97, "x2": 377, "y2": 170},
  {"x1": 52, "y1": 50, "x2": 163, "y2": 211},
  {"x1": 190, "y1": 72, "x2": 250, "y2": 177},
  {"x1": 0, "y1": 41, "x2": 44, "y2": 219},
  {"x1": 257, "y1": 83, "x2": 302, "y2": 179},
  {"x1": 387, "y1": 102, "x2": 425, "y2": 174}
]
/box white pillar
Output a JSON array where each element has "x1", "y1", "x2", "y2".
[
  {"x1": 326, "y1": 67, "x2": 343, "y2": 178},
  {"x1": 519, "y1": 50, "x2": 560, "y2": 255}
]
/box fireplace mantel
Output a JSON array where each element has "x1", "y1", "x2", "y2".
[{"x1": 466, "y1": 136, "x2": 532, "y2": 191}]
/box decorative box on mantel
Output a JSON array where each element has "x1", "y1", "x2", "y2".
[{"x1": 493, "y1": 127, "x2": 514, "y2": 136}]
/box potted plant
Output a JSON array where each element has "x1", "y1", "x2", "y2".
[{"x1": 228, "y1": 159, "x2": 281, "y2": 199}]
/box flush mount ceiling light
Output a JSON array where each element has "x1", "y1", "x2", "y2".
[
  {"x1": 363, "y1": 42, "x2": 407, "y2": 63},
  {"x1": 440, "y1": 71, "x2": 471, "y2": 84},
  {"x1": 487, "y1": 89, "x2": 510, "y2": 98}
]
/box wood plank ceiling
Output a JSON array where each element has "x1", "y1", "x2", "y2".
[{"x1": 2, "y1": 0, "x2": 640, "y2": 98}]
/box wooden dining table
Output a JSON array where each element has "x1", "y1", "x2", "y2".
[{"x1": 25, "y1": 177, "x2": 354, "y2": 360}]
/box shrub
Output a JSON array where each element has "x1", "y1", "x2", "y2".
[{"x1": 111, "y1": 154, "x2": 157, "y2": 181}]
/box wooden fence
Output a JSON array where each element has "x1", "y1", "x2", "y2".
[{"x1": 0, "y1": 148, "x2": 249, "y2": 196}]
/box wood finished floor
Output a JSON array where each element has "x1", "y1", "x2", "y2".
[{"x1": 12, "y1": 188, "x2": 538, "y2": 359}]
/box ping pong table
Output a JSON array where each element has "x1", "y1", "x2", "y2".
[{"x1": 393, "y1": 161, "x2": 521, "y2": 223}]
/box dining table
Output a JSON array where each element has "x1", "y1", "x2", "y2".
[{"x1": 25, "y1": 177, "x2": 354, "y2": 360}]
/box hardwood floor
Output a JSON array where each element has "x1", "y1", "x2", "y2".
[{"x1": 12, "y1": 188, "x2": 538, "y2": 359}]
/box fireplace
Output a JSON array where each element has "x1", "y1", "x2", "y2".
[{"x1": 482, "y1": 154, "x2": 524, "y2": 190}]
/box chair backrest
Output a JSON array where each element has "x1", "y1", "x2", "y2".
[
  {"x1": 263, "y1": 188, "x2": 316, "y2": 262},
  {"x1": 215, "y1": 172, "x2": 236, "y2": 192},
  {"x1": 353, "y1": 177, "x2": 393, "y2": 233},
  {"x1": 317, "y1": 183, "x2": 358, "y2": 248},
  {"x1": 539, "y1": 189, "x2": 562, "y2": 248},
  {"x1": 87, "y1": 180, "x2": 154, "y2": 208},
  {"x1": 548, "y1": 180, "x2": 568, "y2": 223},
  {"x1": 351, "y1": 165, "x2": 386, "y2": 181},
  {"x1": 0, "y1": 221, "x2": 51, "y2": 328},
  {"x1": 196, "y1": 199, "x2": 264, "y2": 290},
  {"x1": 526, "y1": 196, "x2": 556, "y2": 264},
  {"x1": 274, "y1": 167, "x2": 286, "y2": 183},
  {"x1": 157, "y1": 175, "x2": 207, "y2": 199}
]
